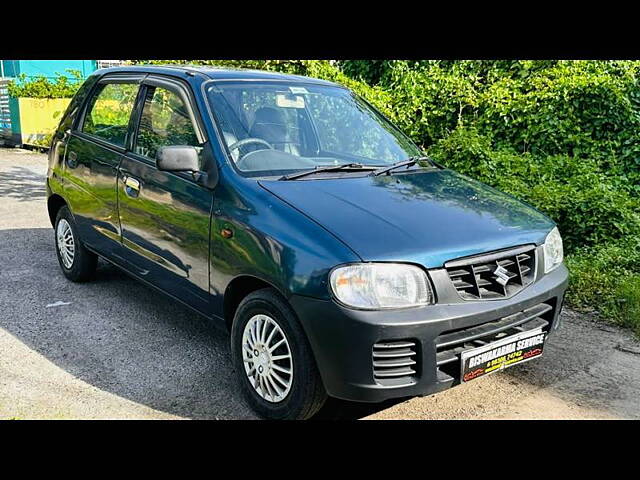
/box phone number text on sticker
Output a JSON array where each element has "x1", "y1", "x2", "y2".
[{"x1": 461, "y1": 329, "x2": 546, "y2": 383}]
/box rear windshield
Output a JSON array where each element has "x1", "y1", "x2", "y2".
[{"x1": 205, "y1": 81, "x2": 421, "y2": 177}]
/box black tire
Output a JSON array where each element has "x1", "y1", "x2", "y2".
[
  {"x1": 54, "y1": 206, "x2": 97, "y2": 282},
  {"x1": 230, "y1": 288, "x2": 327, "y2": 420}
]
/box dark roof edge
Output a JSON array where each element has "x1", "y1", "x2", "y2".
[{"x1": 92, "y1": 64, "x2": 340, "y2": 87}]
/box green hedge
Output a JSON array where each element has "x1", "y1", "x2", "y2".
[
  {"x1": 566, "y1": 239, "x2": 640, "y2": 335},
  {"x1": 7, "y1": 70, "x2": 84, "y2": 98}
]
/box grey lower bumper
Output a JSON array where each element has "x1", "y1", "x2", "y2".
[{"x1": 290, "y1": 264, "x2": 569, "y2": 403}]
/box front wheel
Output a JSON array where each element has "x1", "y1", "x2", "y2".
[
  {"x1": 54, "y1": 206, "x2": 97, "y2": 282},
  {"x1": 231, "y1": 288, "x2": 327, "y2": 419}
]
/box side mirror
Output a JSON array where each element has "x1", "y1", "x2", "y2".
[{"x1": 156, "y1": 146, "x2": 200, "y2": 172}]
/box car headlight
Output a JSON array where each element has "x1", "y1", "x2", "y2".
[
  {"x1": 329, "y1": 263, "x2": 434, "y2": 309},
  {"x1": 543, "y1": 226, "x2": 564, "y2": 273}
]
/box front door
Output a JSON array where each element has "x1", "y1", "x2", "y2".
[{"x1": 116, "y1": 77, "x2": 213, "y2": 314}]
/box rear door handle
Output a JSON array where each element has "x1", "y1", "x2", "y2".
[
  {"x1": 67, "y1": 151, "x2": 78, "y2": 168},
  {"x1": 125, "y1": 176, "x2": 140, "y2": 190},
  {"x1": 123, "y1": 176, "x2": 141, "y2": 197}
]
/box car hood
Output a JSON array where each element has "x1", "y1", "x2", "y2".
[{"x1": 259, "y1": 169, "x2": 555, "y2": 268}]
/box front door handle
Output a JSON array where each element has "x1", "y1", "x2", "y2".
[{"x1": 124, "y1": 176, "x2": 141, "y2": 197}]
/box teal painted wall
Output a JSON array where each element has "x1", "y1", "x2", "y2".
[
  {"x1": 1, "y1": 60, "x2": 97, "y2": 80},
  {"x1": 1, "y1": 60, "x2": 18, "y2": 77},
  {"x1": 8, "y1": 97, "x2": 21, "y2": 140}
]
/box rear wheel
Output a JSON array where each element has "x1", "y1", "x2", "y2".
[
  {"x1": 54, "y1": 206, "x2": 97, "y2": 282},
  {"x1": 231, "y1": 288, "x2": 327, "y2": 419}
]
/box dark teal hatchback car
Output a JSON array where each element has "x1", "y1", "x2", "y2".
[{"x1": 46, "y1": 65, "x2": 568, "y2": 419}]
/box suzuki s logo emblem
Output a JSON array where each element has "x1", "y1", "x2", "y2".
[{"x1": 493, "y1": 265, "x2": 511, "y2": 286}]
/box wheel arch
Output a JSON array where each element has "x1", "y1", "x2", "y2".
[
  {"x1": 223, "y1": 274, "x2": 288, "y2": 331},
  {"x1": 47, "y1": 194, "x2": 68, "y2": 227}
]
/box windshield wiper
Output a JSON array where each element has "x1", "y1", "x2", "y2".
[
  {"x1": 370, "y1": 156, "x2": 434, "y2": 177},
  {"x1": 280, "y1": 163, "x2": 375, "y2": 181}
]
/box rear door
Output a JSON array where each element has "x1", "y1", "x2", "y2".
[
  {"x1": 64, "y1": 75, "x2": 143, "y2": 255},
  {"x1": 116, "y1": 75, "x2": 213, "y2": 314}
]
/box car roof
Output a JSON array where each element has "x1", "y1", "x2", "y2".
[{"x1": 93, "y1": 64, "x2": 341, "y2": 87}]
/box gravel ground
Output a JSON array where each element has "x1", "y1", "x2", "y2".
[{"x1": 1, "y1": 147, "x2": 639, "y2": 420}]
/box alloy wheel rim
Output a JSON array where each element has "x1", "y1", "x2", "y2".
[
  {"x1": 242, "y1": 314, "x2": 293, "y2": 403},
  {"x1": 56, "y1": 219, "x2": 75, "y2": 269}
]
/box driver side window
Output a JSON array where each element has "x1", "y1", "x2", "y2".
[{"x1": 134, "y1": 86, "x2": 201, "y2": 163}]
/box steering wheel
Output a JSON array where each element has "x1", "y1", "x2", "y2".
[{"x1": 228, "y1": 137, "x2": 273, "y2": 154}]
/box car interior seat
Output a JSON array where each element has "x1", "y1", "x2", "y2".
[{"x1": 249, "y1": 107, "x2": 300, "y2": 156}]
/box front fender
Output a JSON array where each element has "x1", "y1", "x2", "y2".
[{"x1": 208, "y1": 166, "x2": 360, "y2": 318}]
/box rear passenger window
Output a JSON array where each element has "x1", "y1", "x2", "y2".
[
  {"x1": 134, "y1": 86, "x2": 201, "y2": 161},
  {"x1": 82, "y1": 83, "x2": 138, "y2": 147}
]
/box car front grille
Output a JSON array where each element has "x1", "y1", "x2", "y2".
[
  {"x1": 372, "y1": 340, "x2": 419, "y2": 386},
  {"x1": 435, "y1": 301, "x2": 554, "y2": 383},
  {"x1": 445, "y1": 245, "x2": 536, "y2": 300}
]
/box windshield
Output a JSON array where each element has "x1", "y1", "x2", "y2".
[{"x1": 205, "y1": 81, "x2": 422, "y2": 177}]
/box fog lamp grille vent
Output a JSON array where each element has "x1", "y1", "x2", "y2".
[{"x1": 372, "y1": 340, "x2": 418, "y2": 386}]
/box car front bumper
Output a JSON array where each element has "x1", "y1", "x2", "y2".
[{"x1": 290, "y1": 262, "x2": 569, "y2": 403}]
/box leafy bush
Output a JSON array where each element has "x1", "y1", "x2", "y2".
[
  {"x1": 337, "y1": 60, "x2": 398, "y2": 85},
  {"x1": 355, "y1": 60, "x2": 640, "y2": 184},
  {"x1": 567, "y1": 239, "x2": 640, "y2": 335},
  {"x1": 7, "y1": 70, "x2": 84, "y2": 98},
  {"x1": 612, "y1": 277, "x2": 640, "y2": 336}
]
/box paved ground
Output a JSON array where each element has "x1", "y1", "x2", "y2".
[{"x1": 1, "y1": 147, "x2": 639, "y2": 420}]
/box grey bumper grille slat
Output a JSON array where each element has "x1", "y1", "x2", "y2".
[
  {"x1": 436, "y1": 303, "x2": 552, "y2": 350},
  {"x1": 374, "y1": 367, "x2": 417, "y2": 378},
  {"x1": 373, "y1": 358, "x2": 417, "y2": 368},
  {"x1": 373, "y1": 348, "x2": 416, "y2": 359}
]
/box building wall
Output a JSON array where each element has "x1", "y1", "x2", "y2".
[
  {"x1": 1, "y1": 60, "x2": 97, "y2": 80},
  {"x1": 0, "y1": 79, "x2": 17, "y2": 145},
  {"x1": 0, "y1": 60, "x2": 98, "y2": 146}
]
